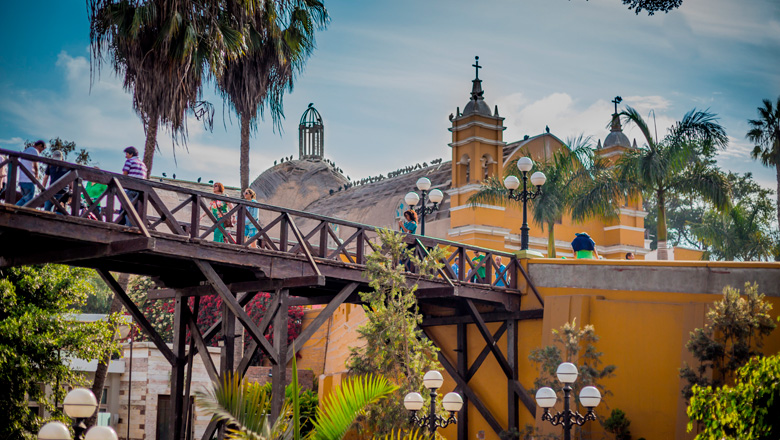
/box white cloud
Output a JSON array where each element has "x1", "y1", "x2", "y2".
[
  {"x1": 678, "y1": 0, "x2": 780, "y2": 43},
  {"x1": 496, "y1": 92, "x2": 678, "y2": 147},
  {"x1": 0, "y1": 51, "x2": 254, "y2": 187},
  {"x1": 0, "y1": 137, "x2": 24, "y2": 145}
]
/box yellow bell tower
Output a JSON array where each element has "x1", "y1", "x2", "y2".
[{"x1": 447, "y1": 57, "x2": 508, "y2": 247}]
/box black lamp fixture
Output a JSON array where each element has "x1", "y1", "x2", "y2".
[
  {"x1": 404, "y1": 371, "x2": 464, "y2": 436},
  {"x1": 404, "y1": 177, "x2": 444, "y2": 236},
  {"x1": 503, "y1": 157, "x2": 546, "y2": 250},
  {"x1": 535, "y1": 362, "x2": 602, "y2": 440}
]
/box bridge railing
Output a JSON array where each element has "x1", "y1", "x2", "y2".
[{"x1": 0, "y1": 148, "x2": 536, "y2": 294}]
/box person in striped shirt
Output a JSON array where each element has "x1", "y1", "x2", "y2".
[
  {"x1": 120, "y1": 146, "x2": 146, "y2": 226},
  {"x1": 122, "y1": 146, "x2": 147, "y2": 178}
]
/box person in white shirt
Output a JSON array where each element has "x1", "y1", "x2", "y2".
[{"x1": 16, "y1": 140, "x2": 46, "y2": 206}]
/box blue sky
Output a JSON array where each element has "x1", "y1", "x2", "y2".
[{"x1": 1, "y1": 0, "x2": 778, "y2": 190}]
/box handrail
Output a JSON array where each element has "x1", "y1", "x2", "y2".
[{"x1": 0, "y1": 147, "x2": 532, "y2": 294}]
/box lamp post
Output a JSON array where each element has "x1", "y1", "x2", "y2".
[
  {"x1": 503, "y1": 157, "x2": 546, "y2": 250},
  {"x1": 404, "y1": 371, "x2": 463, "y2": 437},
  {"x1": 534, "y1": 362, "x2": 602, "y2": 440},
  {"x1": 404, "y1": 177, "x2": 444, "y2": 236},
  {"x1": 38, "y1": 388, "x2": 118, "y2": 440}
]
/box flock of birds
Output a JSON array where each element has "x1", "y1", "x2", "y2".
[
  {"x1": 159, "y1": 155, "x2": 445, "y2": 195},
  {"x1": 327, "y1": 158, "x2": 444, "y2": 195}
]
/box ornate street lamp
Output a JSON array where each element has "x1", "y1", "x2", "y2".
[
  {"x1": 404, "y1": 370, "x2": 463, "y2": 436},
  {"x1": 404, "y1": 177, "x2": 444, "y2": 236},
  {"x1": 534, "y1": 362, "x2": 602, "y2": 440},
  {"x1": 38, "y1": 388, "x2": 118, "y2": 440},
  {"x1": 503, "y1": 157, "x2": 546, "y2": 250}
]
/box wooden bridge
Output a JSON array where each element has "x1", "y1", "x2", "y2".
[{"x1": 0, "y1": 148, "x2": 544, "y2": 439}]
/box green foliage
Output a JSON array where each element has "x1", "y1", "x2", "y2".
[
  {"x1": 69, "y1": 270, "x2": 114, "y2": 314},
  {"x1": 577, "y1": 107, "x2": 731, "y2": 259},
  {"x1": 687, "y1": 354, "x2": 780, "y2": 439},
  {"x1": 468, "y1": 136, "x2": 612, "y2": 257},
  {"x1": 604, "y1": 408, "x2": 632, "y2": 440},
  {"x1": 259, "y1": 382, "x2": 318, "y2": 436},
  {"x1": 195, "y1": 372, "x2": 396, "y2": 440},
  {"x1": 347, "y1": 228, "x2": 446, "y2": 435},
  {"x1": 28, "y1": 137, "x2": 92, "y2": 165},
  {"x1": 529, "y1": 319, "x2": 616, "y2": 397},
  {"x1": 310, "y1": 375, "x2": 397, "y2": 440},
  {"x1": 529, "y1": 319, "x2": 616, "y2": 437},
  {"x1": 692, "y1": 172, "x2": 778, "y2": 261},
  {"x1": 0, "y1": 265, "x2": 119, "y2": 439},
  {"x1": 680, "y1": 282, "x2": 776, "y2": 399}
]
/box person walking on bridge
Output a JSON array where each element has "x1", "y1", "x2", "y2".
[
  {"x1": 120, "y1": 146, "x2": 147, "y2": 226},
  {"x1": 16, "y1": 140, "x2": 46, "y2": 206}
]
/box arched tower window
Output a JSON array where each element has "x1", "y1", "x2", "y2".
[
  {"x1": 480, "y1": 154, "x2": 497, "y2": 181},
  {"x1": 457, "y1": 154, "x2": 471, "y2": 184},
  {"x1": 299, "y1": 103, "x2": 324, "y2": 160}
]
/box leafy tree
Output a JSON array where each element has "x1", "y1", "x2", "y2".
[
  {"x1": 604, "y1": 408, "x2": 632, "y2": 440},
  {"x1": 0, "y1": 265, "x2": 118, "y2": 439},
  {"x1": 687, "y1": 354, "x2": 780, "y2": 440},
  {"x1": 680, "y1": 282, "x2": 776, "y2": 399},
  {"x1": 747, "y1": 96, "x2": 780, "y2": 231},
  {"x1": 576, "y1": 0, "x2": 683, "y2": 15},
  {"x1": 528, "y1": 319, "x2": 616, "y2": 438},
  {"x1": 347, "y1": 228, "x2": 445, "y2": 436},
  {"x1": 469, "y1": 136, "x2": 614, "y2": 257},
  {"x1": 577, "y1": 107, "x2": 731, "y2": 260},
  {"x1": 26, "y1": 138, "x2": 92, "y2": 165},
  {"x1": 218, "y1": 0, "x2": 328, "y2": 190},
  {"x1": 88, "y1": 0, "x2": 243, "y2": 175},
  {"x1": 691, "y1": 173, "x2": 778, "y2": 261}
]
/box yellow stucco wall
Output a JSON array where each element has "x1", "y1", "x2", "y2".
[{"x1": 300, "y1": 259, "x2": 780, "y2": 440}]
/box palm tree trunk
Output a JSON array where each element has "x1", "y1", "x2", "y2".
[
  {"x1": 240, "y1": 113, "x2": 251, "y2": 190},
  {"x1": 775, "y1": 163, "x2": 779, "y2": 235},
  {"x1": 657, "y1": 190, "x2": 669, "y2": 260},
  {"x1": 86, "y1": 272, "x2": 131, "y2": 429},
  {"x1": 143, "y1": 117, "x2": 158, "y2": 178},
  {"x1": 547, "y1": 222, "x2": 556, "y2": 258}
]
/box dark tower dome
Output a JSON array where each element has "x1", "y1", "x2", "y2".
[
  {"x1": 604, "y1": 96, "x2": 632, "y2": 149},
  {"x1": 462, "y1": 56, "x2": 492, "y2": 117},
  {"x1": 299, "y1": 103, "x2": 324, "y2": 160}
]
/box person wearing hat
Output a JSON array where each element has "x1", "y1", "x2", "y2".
[
  {"x1": 571, "y1": 232, "x2": 599, "y2": 259},
  {"x1": 42, "y1": 149, "x2": 70, "y2": 212}
]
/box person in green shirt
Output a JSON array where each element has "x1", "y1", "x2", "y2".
[
  {"x1": 84, "y1": 179, "x2": 108, "y2": 219},
  {"x1": 470, "y1": 252, "x2": 486, "y2": 283}
]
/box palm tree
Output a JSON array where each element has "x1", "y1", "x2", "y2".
[
  {"x1": 468, "y1": 136, "x2": 607, "y2": 257},
  {"x1": 196, "y1": 373, "x2": 399, "y2": 440},
  {"x1": 88, "y1": 0, "x2": 244, "y2": 176},
  {"x1": 747, "y1": 96, "x2": 780, "y2": 230},
  {"x1": 218, "y1": 0, "x2": 328, "y2": 190},
  {"x1": 576, "y1": 107, "x2": 732, "y2": 260}
]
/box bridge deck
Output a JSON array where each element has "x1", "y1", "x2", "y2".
[{"x1": 0, "y1": 147, "x2": 542, "y2": 439}]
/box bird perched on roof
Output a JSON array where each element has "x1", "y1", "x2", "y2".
[
  {"x1": 545, "y1": 125, "x2": 550, "y2": 133},
  {"x1": 197, "y1": 177, "x2": 202, "y2": 183}
]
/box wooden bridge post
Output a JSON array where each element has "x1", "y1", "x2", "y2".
[
  {"x1": 170, "y1": 294, "x2": 188, "y2": 440},
  {"x1": 457, "y1": 323, "x2": 469, "y2": 440},
  {"x1": 507, "y1": 318, "x2": 519, "y2": 434},
  {"x1": 271, "y1": 289, "x2": 289, "y2": 420}
]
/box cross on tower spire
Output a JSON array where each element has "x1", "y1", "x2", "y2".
[
  {"x1": 612, "y1": 96, "x2": 623, "y2": 114},
  {"x1": 472, "y1": 56, "x2": 482, "y2": 80}
]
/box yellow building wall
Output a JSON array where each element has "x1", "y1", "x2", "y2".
[{"x1": 301, "y1": 260, "x2": 780, "y2": 440}]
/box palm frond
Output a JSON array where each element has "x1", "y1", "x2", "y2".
[
  {"x1": 620, "y1": 106, "x2": 655, "y2": 149},
  {"x1": 194, "y1": 374, "x2": 291, "y2": 440},
  {"x1": 309, "y1": 375, "x2": 397, "y2": 440}
]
